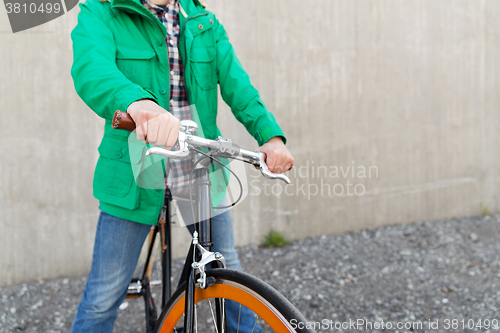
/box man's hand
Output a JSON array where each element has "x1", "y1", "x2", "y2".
[
  {"x1": 256, "y1": 137, "x2": 294, "y2": 173},
  {"x1": 127, "y1": 99, "x2": 180, "y2": 148}
]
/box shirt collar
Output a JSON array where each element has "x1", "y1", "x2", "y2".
[{"x1": 142, "y1": 0, "x2": 178, "y2": 11}]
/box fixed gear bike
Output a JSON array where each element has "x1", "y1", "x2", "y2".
[{"x1": 113, "y1": 110, "x2": 314, "y2": 333}]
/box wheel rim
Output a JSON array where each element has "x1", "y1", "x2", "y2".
[{"x1": 157, "y1": 279, "x2": 297, "y2": 333}]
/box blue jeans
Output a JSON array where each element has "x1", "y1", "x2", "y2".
[{"x1": 71, "y1": 205, "x2": 261, "y2": 333}]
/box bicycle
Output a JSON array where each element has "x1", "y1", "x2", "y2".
[{"x1": 113, "y1": 110, "x2": 314, "y2": 333}]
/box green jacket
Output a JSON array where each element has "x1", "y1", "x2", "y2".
[{"x1": 71, "y1": 0, "x2": 285, "y2": 225}]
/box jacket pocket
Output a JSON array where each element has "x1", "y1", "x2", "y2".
[
  {"x1": 93, "y1": 136, "x2": 140, "y2": 209},
  {"x1": 190, "y1": 46, "x2": 217, "y2": 90},
  {"x1": 116, "y1": 44, "x2": 156, "y2": 89}
]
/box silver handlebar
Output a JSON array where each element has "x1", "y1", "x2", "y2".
[
  {"x1": 257, "y1": 151, "x2": 291, "y2": 184},
  {"x1": 144, "y1": 120, "x2": 291, "y2": 184}
]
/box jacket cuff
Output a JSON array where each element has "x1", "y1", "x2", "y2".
[
  {"x1": 114, "y1": 85, "x2": 159, "y2": 117},
  {"x1": 257, "y1": 125, "x2": 287, "y2": 146}
]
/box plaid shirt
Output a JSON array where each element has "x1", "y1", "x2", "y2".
[{"x1": 142, "y1": 0, "x2": 193, "y2": 196}]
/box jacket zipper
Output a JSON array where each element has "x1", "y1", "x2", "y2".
[{"x1": 180, "y1": 12, "x2": 208, "y2": 38}]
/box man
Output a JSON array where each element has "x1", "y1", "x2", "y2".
[{"x1": 70, "y1": 0, "x2": 293, "y2": 331}]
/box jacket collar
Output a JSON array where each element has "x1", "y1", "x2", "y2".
[{"x1": 110, "y1": 0, "x2": 203, "y2": 18}]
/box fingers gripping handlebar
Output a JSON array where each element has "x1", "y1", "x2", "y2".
[{"x1": 112, "y1": 111, "x2": 291, "y2": 184}]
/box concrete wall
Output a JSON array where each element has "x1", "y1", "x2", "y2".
[{"x1": 1, "y1": 0, "x2": 499, "y2": 286}]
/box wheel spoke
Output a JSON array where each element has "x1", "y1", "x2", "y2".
[
  {"x1": 221, "y1": 299, "x2": 225, "y2": 333},
  {"x1": 250, "y1": 315, "x2": 259, "y2": 333},
  {"x1": 237, "y1": 303, "x2": 241, "y2": 333},
  {"x1": 208, "y1": 299, "x2": 220, "y2": 333},
  {"x1": 194, "y1": 303, "x2": 198, "y2": 333}
]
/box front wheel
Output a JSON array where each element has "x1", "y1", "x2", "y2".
[{"x1": 154, "y1": 269, "x2": 315, "y2": 333}]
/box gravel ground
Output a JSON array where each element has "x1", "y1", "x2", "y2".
[{"x1": 1, "y1": 215, "x2": 500, "y2": 333}]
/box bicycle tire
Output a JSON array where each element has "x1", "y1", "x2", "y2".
[{"x1": 154, "y1": 268, "x2": 315, "y2": 333}]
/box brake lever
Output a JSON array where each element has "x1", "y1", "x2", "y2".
[
  {"x1": 145, "y1": 131, "x2": 190, "y2": 159},
  {"x1": 258, "y1": 152, "x2": 291, "y2": 184}
]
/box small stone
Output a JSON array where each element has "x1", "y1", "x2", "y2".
[
  {"x1": 400, "y1": 250, "x2": 412, "y2": 256},
  {"x1": 375, "y1": 299, "x2": 383, "y2": 305},
  {"x1": 10, "y1": 307, "x2": 16, "y2": 314},
  {"x1": 62, "y1": 278, "x2": 69, "y2": 284},
  {"x1": 470, "y1": 233, "x2": 479, "y2": 241},
  {"x1": 14, "y1": 324, "x2": 26, "y2": 331},
  {"x1": 272, "y1": 270, "x2": 280, "y2": 277},
  {"x1": 442, "y1": 298, "x2": 449, "y2": 304},
  {"x1": 30, "y1": 300, "x2": 43, "y2": 310},
  {"x1": 119, "y1": 302, "x2": 129, "y2": 310},
  {"x1": 304, "y1": 295, "x2": 312, "y2": 300}
]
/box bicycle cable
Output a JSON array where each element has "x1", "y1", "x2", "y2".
[{"x1": 187, "y1": 146, "x2": 244, "y2": 227}]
